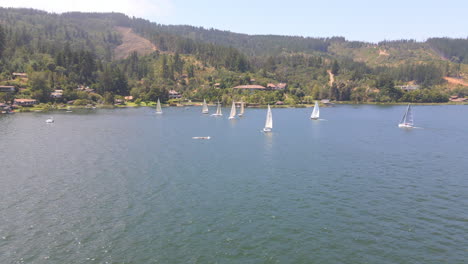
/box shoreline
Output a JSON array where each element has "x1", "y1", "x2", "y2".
[{"x1": 5, "y1": 101, "x2": 467, "y2": 114}]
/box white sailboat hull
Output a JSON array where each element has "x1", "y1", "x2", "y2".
[
  {"x1": 398, "y1": 123, "x2": 413, "y2": 128},
  {"x1": 262, "y1": 128, "x2": 272, "y2": 132}
]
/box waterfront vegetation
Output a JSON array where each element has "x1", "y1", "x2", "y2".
[{"x1": 1, "y1": 8, "x2": 468, "y2": 112}]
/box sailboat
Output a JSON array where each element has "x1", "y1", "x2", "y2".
[
  {"x1": 238, "y1": 101, "x2": 245, "y2": 117},
  {"x1": 228, "y1": 101, "x2": 236, "y2": 119},
  {"x1": 211, "y1": 101, "x2": 222, "y2": 116},
  {"x1": 263, "y1": 105, "x2": 273, "y2": 132},
  {"x1": 310, "y1": 101, "x2": 320, "y2": 120},
  {"x1": 202, "y1": 99, "x2": 209, "y2": 114},
  {"x1": 155, "y1": 98, "x2": 162, "y2": 114},
  {"x1": 398, "y1": 104, "x2": 414, "y2": 128}
]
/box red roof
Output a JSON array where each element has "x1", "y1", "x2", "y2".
[
  {"x1": 277, "y1": 83, "x2": 287, "y2": 89},
  {"x1": 14, "y1": 99, "x2": 37, "y2": 102},
  {"x1": 233, "y1": 85, "x2": 266, "y2": 89}
]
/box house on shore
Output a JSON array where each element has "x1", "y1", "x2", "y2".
[
  {"x1": 320, "y1": 99, "x2": 334, "y2": 105},
  {"x1": 168, "y1": 90, "x2": 182, "y2": 99},
  {"x1": 12, "y1": 73, "x2": 28, "y2": 80},
  {"x1": 396, "y1": 85, "x2": 420, "y2": 91},
  {"x1": 0, "y1": 86, "x2": 15, "y2": 92},
  {"x1": 276, "y1": 83, "x2": 287, "y2": 90},
  {"x1": 50, "y1": 90, "x2": 64, "y2": 99},
  {"x1": 449, "y1": 95, "x2": 467, "y2": 102},
  {"x1": 14, "y1": 98, "x2": 37, "y2": 106},
  {"x1": 233, "y1": 85, "x2": 266, "y2": 91},
  {"x1": 0, "y1": 103, "x2": 12, "y2": 113},
  {"x1": 266, "y1": 83, "x2": 287, "y2": 90},
  {"x1": 77, "y1": 85, "x2": 94, "y2": 93}
]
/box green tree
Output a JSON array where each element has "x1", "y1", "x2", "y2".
[
  {"x1": 30, "y1": 73, "x2": 52, "y2": 103},
  {"x1": 376, "y1": 75, "x2": 402, "y2": 102},
  {"x1": 331, "y1": 60, "x2": 340, "y2": 75},
  {"x1": 0, "y1": 25, "x2": 5, "y2": 58}
]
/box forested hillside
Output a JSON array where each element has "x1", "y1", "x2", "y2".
[
  {"x1": 0, "y1": 7, "x2": 467, "y2": 110},
  {"x1": 427, "y1": 38, "x2": 468, "y2": 63}
]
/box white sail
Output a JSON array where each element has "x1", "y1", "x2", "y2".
[
  {"x1": 202, "y1": 99, "x2": 209, "y2": 114},
  {"x1": 263, "y1": 105, "x2": 273, "y2": 132},
  {"x1": 211, "y1": 101, "x2": 222, "y2": 116},
  {"x1": 238, "y1": 101, "x2": 245, "y2": 116},
  {"x1": 310, "y1": 101, "x2": 320, "y2": 119},
  {"x1": 156, "y1": 98, "x2": 162, "y2": 114},
  {"x1": 229, "y1": 101, "x2": 236, "y2": 119},
  {"x1": 398, "y1": 104, "x2": 414, "y2": 128}
]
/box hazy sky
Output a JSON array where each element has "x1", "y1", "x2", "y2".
[{"x1": 1, "y1": 0, "x2": 467, "y2": 42}]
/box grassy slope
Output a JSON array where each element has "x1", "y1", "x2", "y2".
[{"x1": 328, "y1": 42, "x2": 443, "y2": 67}]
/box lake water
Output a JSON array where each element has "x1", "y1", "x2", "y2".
[{"x1": 0, "y1": 105, "x2": 466, "y2": 263}]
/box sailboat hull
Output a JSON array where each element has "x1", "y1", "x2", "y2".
[
  {"x1": 262, "y1": 128, "x2": 272, "y2": 132},
  {"x1": 398, "y1": 123, "x2": 413, "y2": 128}
]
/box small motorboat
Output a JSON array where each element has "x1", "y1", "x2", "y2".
[{"x1": 192, "y1": 136, "x2": 211, "y2": 140}]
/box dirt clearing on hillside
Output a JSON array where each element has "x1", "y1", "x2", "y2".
[
  {"x1": 114, "y1": 27, "x2": 157, "y2": 60},
  {"x1": 444, "y1": 77, "x2": 468, "y2": 87}
]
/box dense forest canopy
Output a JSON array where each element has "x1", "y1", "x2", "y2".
[
  {"x1": 0, "y1": 7, "x2": 467, "y2": 108},
  {"x1": 427, "y1": 37, "x2": 468, "y2": 63}
]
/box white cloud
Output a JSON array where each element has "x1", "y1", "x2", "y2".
[{"x1": 0, "y1": 0, "x2": 174, "y2": 19}]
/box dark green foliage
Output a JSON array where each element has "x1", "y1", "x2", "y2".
[
  {"x1": 376, "y1": 74, "x2": 402, "y2": 102},
  {"x1": 400, "y1": 89, "x2": 448, "y2": 103},
  {"x1": 0, "y1": 24, "x2": 5, "y2": 58},
  {"x1": 427, "y1": 38, "x2": 468, "y2": 63},
  {"x1": 375, "y1": 63, "x2": 444, "y2": 87},
  {"x1": 149, "y1": 24, "x2": 332, "y2": 56},
  {"x1": 96, "y1": 65, "x2": 129, "y2": 95},
  {"x1": 331, "y1": 60, "x2": 340, "y2": 75},
  {"x1": 30, "y1": 72, "x2": 52, "y2": 102}
]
